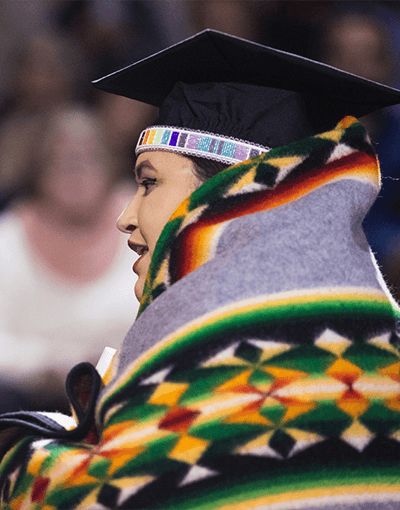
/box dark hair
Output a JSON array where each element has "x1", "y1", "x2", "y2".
[{"x1": 187, "y1": 155, "x2": 230, "y2": 182}]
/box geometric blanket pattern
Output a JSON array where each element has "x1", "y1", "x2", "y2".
[{"x1": 1, "y1": 292, "x2": 400, "y2": 509}]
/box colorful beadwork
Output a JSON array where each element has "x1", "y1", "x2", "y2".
[{"x1": 136, "y1": 125, "x2": 270, "y2": 165}]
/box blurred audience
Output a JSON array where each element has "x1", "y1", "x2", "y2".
[
  {"x1": 317, "y1": 11, "x2": 400, "y2": 301},
  {"x1": 319, "y1": 12, "x2": 392, "y2": 138},
  {"x1": 0, "y1": 104, "x2": 138, "y2": 412},
  {"x1": 189, "y1": 0, "x2": 265, "y2": 42},
  {"x1": 0, "y1": 31, "x2": 81, "y2": 207},
  {"x1": 55, "y1": 0, "x2": 170, "y2": 103},
  {"x1": 10, "y1": 31, "x2": 78, "y2": 115},
  {"x1": 0, "y1": 1, "x2": 171, "y2": 414},
  {"x1": 55, "y1": 0, "x2": 164, "y2": 175}
]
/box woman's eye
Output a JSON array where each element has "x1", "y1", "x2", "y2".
[{"x1": 139, "y1": 178, "x2": 157, "y2": 194}]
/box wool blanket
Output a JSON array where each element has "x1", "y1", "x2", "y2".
[{"x1": 1, "y1": 117, "x2": 400, "y2": 509}]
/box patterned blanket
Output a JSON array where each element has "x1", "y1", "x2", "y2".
[{"x1": 1, "y1": 117, "x2": 400, "y2": 509}]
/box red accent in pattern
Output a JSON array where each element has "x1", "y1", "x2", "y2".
[
  {"x1": 31, "y1": 477, "x2": 50, "y2": 503},
  {"x1": 341, "y1": 387, "x2": 364, "y2": 401},
  {"x1": 225, "y1": 384, "x2": 261, "y2": 394},
  {"x1": 83, "y1": 429, "x2": 99, "y2": 445},
  {"x1": 329, "y1": 372, "x2": 361, "y2": 386},
  {"x1": 240, "y1": 398, "x2": 265, "y2": 412},
  {"x1": 159, "y1": 407, "x2": 201, "y2": 433}
]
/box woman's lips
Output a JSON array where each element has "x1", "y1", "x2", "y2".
[
  {"x1": 133, "y1": 256, "x2": 142, "y2": 275},
  {"x1": 128, "y1": 240, "x2": 148, "y2": 256},
  {"x1": 128, "y1": 241, "x2": 149, "y2": 274}
]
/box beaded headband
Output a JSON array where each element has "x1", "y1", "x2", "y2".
[{"x1": 135, "y1": 126, "x2": 270, "y2": 165}]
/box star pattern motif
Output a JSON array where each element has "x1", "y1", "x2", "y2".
[{"x1": 4, "y1": 327, "x2": 400, "y2": 509}]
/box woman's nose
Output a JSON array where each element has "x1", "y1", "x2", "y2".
[{"x1": 117, "y1": 196, "x2": 139, "y2": 234}]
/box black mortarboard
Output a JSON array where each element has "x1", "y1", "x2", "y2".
[{"x1": 93, "y1": 29, "x2": 400, "y2": 165}]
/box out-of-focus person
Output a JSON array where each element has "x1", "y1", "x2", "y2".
[
  {"x1": 318, "y1": 11, "x2": 400, "y2": 300},
  {"x1": 189, "y1": 0, "x2": 264, "y2": 41},
  {"x1": 55, "y1": 0, "x2": 165, "y2": 174},
  {"x1": 0, "y1": 104, "x2": 138, "y2": 412},
  {"x1": 319, "y1": 12, "x2": 392, "y2": 137},
  {"x1": 0, "y1": 30, "x2": 83, "y2": 209},
  {"x1": 10, "y1": 32, "x2": 76, "y2": 115},
  {"x1": 55, "y1": 0, "x2": 170, "y2": 104}
]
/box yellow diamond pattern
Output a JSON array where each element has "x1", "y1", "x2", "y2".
[
  {"x1": 148, "y1": 382, "x2": 189, "y2": 406},
  {"x1": 168, "y1": 435, "x2": 210, "y2": 464}
]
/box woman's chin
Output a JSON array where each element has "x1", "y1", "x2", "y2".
[
  {"x1": 134, "y1": 286, "x2": 142, "y2": 301},
  {"x1": 134, "y1": 278, "x2": 145, "y2": 301}
]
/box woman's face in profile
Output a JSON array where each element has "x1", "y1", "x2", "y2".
[{"x1": 118, "y1": 151, "x2": 201, "y2": 300}]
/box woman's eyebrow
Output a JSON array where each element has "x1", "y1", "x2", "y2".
[{"x1": 134, "y1": 160, "x2": 156, "y2": 180}]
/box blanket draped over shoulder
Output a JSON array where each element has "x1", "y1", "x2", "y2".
[{"x1": 1, "y1": 117, "x2": 400, "y2": 509}]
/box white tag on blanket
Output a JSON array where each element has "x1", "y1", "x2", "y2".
[
  {"x1": 96, "y1": 347, "x2": 117, "y2": 378},
  {"x1": 37, "y1": 412, "x2": 77, "y2": 431}
]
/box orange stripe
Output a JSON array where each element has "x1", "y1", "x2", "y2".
[{"x1": 143, "y1": 130, "x2": 150, "y2": 145}]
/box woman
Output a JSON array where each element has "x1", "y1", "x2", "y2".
[
  {"x1": 0, "y1": 104, "x2": 138, "y2": 413},
  {"x1": 1, "y1": 30, "x2": 400, "y2": 510}
]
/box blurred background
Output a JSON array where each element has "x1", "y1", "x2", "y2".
[{"x1": 0, "y1": 0, "x2": 399, "y2": 413}]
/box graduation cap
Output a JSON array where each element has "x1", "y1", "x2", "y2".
[{"x1": 93, "y1": 29, "x2": 400, "y2": 165}]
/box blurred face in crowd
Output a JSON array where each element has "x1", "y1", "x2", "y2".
[
  {"x1": 323, "y1": 15, "x2": 391, "y2": 84},
  {"x1": 15, "y1": 35, "x2": 72, "y2": 112},
  {"x1": 40, "y1": 111, "x2": 112, "y2": 224},
  {"x1": 117, "y1": 151, "x2": 201, "y2": 300}
]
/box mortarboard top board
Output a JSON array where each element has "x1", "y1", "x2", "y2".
[{"x1": 93, "y1": 29, "x2": 400, "y2": 165}]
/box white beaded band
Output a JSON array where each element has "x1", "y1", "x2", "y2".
[{"x1": 135, "y1": 126, "x2": 270, "y2": 165}]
